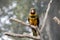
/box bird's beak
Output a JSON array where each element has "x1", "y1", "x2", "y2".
[{"x1": 31, "y1": 10, "x2": 34, "y2": 13}]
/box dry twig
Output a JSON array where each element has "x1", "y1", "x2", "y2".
[
  {"x1": 40, "y1": 0, "x2": 52, "y2": 33},
  {"x1": 10, "y1": 18, "x2": 37, "y2": 29},
  {"x1": 4, "y1": 32, "x2": 40, "y2": 40},
  {"x1": 53, "y1": 16, "x2": 60, "y2": 24},
  {"x1": 10, "y1": 18, "x2": 40, "y2": 35}
]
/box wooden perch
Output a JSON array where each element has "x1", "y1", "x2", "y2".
[
  {"x1": 4, "y1": 32, "x2": 40, "y2": 40},
  {"x1": 53, "y1": 16, "x2": 60, "y2": 24},
  {"x1": 10, "y1": 18, "x2": 37, "y2": 29}
]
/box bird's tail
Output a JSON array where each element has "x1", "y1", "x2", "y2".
[{"x1": 32, "y1": 28, "x2": 37, "y2": 36}]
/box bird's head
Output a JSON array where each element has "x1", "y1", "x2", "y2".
[{"x1": 30, "y1": 8, "x2": 36, "y2": 14}]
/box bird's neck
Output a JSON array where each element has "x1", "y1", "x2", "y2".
[{"x1": 29, "y1": 13, "x2": 36, "y2": 16}]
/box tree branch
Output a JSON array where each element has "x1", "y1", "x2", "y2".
[
  {"x1": 53, "y1": 16, "x2": 60, "y2": 25},
  {"x1": 10, "y1": 18, "x2": 37, "y2": 30},
  {"x1": 10, "y1": 18, "x2": 40, "y2": 36},
  {"x1": 40, "y1": 0, "x2": 52, "y2": 33},
  {"x1": 4, "y1": 32, "x2": 40, "y2": 40}
]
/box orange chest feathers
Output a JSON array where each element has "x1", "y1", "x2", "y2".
[{"x1": 28, "y1": 14, "x2": 38, "y2": 26}]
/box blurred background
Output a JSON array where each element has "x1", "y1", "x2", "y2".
[{"x1": 0, "y1": 0, "x2": 60, "y2": 40}]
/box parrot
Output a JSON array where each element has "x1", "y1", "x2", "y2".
[{"x1": 28, "y1": 8, "x2": 39, "y2": 36}]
